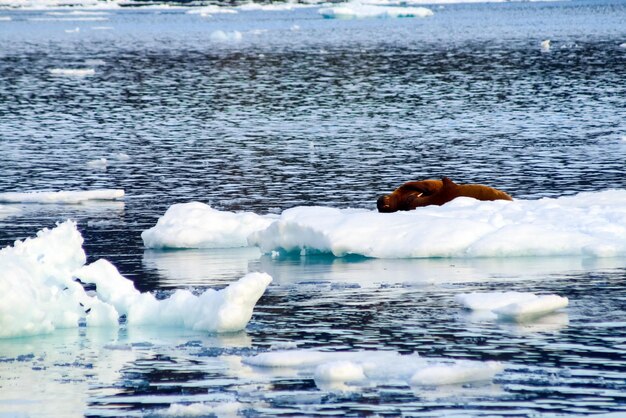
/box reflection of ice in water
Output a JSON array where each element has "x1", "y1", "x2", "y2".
[
  {"x1": 143, "y1": 247, "x2": 262, "y2": 287},
  {"x1": 259, "y1": 254, "x2": 626, "y2": 286}
]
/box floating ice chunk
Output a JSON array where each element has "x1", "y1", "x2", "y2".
[
  {"x1": 186, "y1": 5, "x2": 237, "y2": 16},
  {"x1": 314, "y1": 361, "x2": 366, "y2": 382},
  {"x1": 142, "y1": 202, "x2": 276, "y2": 249},
  {"x1": 319, "y1": 2, "x2": 433, "y2": 19},
  {"x1": 456, "y1": 292, "x2": 568, "y2": 321},
  {"x1": 111, "y1": 152, "x2": 130, "y2": 161},
  {"x1": 410, "y1": 360, "x2": 504, "y2": 386},
  {"x1": 87, "y1": 157, "x2": 107, "y2": 168},
  {"x1": 0, "y1": 221, "x2": 87, "y2": 338},
  {"x1": 494, "y1": 295, "x2": 569, "y2": 321},
  {"x1": 244, "y1": 350, "x2": 502, "y2": 388},
  {"x1": 291, "y1": 24, "x2": 300, "y2": 31},
  {"x1": 236, "y1": 2, "x2": 308, "y2": 11},
  {"x1": 91, "y1": 26, "x2": 113, "y2": 30},
  {"x1": 249, "y1": 190, "x2": 626, "y2": 258},
  {"x1": 455, "y1": 292, "x2": 538, "y2": 311},
  {"x1": 49, "y1": 68, "x2": 95, "y2": 77},
  {"x1": 619, "y1": 42, "x2": 626, "y2": 49},
  {"x1": 0, "y1": 16, "x2": 12, "y2": 21},
  {"x1": 0, "y1": 221, "x2": 271, "y2": 339},
  {"x1": 541, "y1": 39, "x2": 551, "y2": 52},
  {"x1": 210, "y1": 30, "x2": 243, "y2": 42},
  {"x1": 84, "y1": 58, "x2": 106, "y2": 66},
  {"x1": 0, "y1": 204, "x2": 20, "y2": 219},
  {"x1": 165, "y1": 402, "x2": 241, "y2": 417},
  {"x1": 0, "y1": 189, "x2": 124, "y2": 204},
  {"x1": 64, "y1": 27, "x2": 80, "y2": 33}
]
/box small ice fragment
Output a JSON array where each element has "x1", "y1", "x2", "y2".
[
  {"x1": 410, "y1": 360, "x2": 503, "y2": 386},
  {"x1": 494, "y1": 295, "x2": 569, "y2": 321},
  {"x1": 91, "y1": 26, "x2": 113, "y2": 30},
  {"x1": 619, "y1": 43, "x2": 626, "y2": 49},
  {"x1": 455, "y1": 292, "x2": 538, "y2": 311},
  {"x1": 314, "y1": 361, "x2": 366, "y2": 382},
  {"x1": 0, "y1": 189, "x2": 124, "y2": 204},
  {"x1": 49, "y1": 68, "x2": 95, "y2": 77},
  {"x1": 84, "y1": 59, "x2": 106, "y2": 66},
  {"x1": 64, "y1": 27, "x2": 79, "y2": 33},
  {"x1": 112, "y1": 152, "x2": 130, "y2": 161},
  {"x1": 541, "y1": 39, "x2": 551, "y2": 52},
  {"x1": 0, "y1": 16, "x2": 12, "y2": 21},
  {"x1": 291, "y1": 24, "x2": 300, "y2": 31},
  {"x1": 210, "y1": 30, "x2": 243, "y2": 42},
  {"x1": 87, "y1": 157, "x2": 108, "y2": 169}
]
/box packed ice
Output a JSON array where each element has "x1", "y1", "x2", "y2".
[
  {"x1": 142, "y1": 202, "x2": 276, "y2": 249},
  {"x1": 0, "y1": 221, "x2": 272, "y2": 338},
  {"x1": 319, "y1": 2, "x2": 434, "y2": 19},
  {"x1": 0, "y1": 189, "x2": 124, "y2": 204},
  {"x1": 244, "y1": 350, "x2": 503, "y2": 387},
  {"x1": 456, "y1": 292, "x2": 569, "y2": 321}
]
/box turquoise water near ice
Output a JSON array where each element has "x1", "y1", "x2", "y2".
[{"x1": 1, "y1": 1, "x2": 626, "y2": 416}]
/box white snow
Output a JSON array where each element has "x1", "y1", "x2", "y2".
[
  {"x1": 244, "y1": 350, "x2": 503, "y2": 387},
  {"x1": 0, "y1": 189, "x2": 124, "y2": 204},
  {"x1": 0, "y1": 221, "x2": 272, "y2": 338},
  {"x1": 319, "y1": 2, "x2": 433, "y2": 19},
  {"x1": 142, "y1": 202, "x2": 276, "y2": 249},
  {"x1": 49, "y1": 68, "x2": 95, "y2": 76},
  {"x1": 186, "y1": 5, "x2": 237, "y2": 17},
  {"x1": 456, "y1": 292, "x2": 569, "y2": 321},
  {"x1": 250, "y1": 190, "x2": 626, "y2": 258}
]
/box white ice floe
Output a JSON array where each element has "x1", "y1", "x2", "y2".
[
  {"x1": 244, "y1": 350, "x2": 503, "y2": 388},
  {"x1": 0, "y1": 189, "x2": 124, "y2": 204},
  {"x1": 251, "y1": 190, "x2": 626, "y2": 258},
  {"x1": 87, "y1": 157, "x2": 107, "y2": 169},
  {"x1": 319, "y1": 2, "x2": 433, "y2": 19},
  {"x1": 48, "y1": 68, "x2": 95, "y2": 77},
  {"x1": 456, "y1": 292, "x2": 569, "y2": 321},
  {"x1": 186, "y1": 5, "x2": 237, "y2": 17},
  {"x1": 0, "y1": 221, "x2": 272, "y2": 338},
  {"x1": 541, "y1": 39, "x2": 551, "y2": 52},
  {"x1": 64, "y1": 27, "x2": 79, "y2": 33},
  {"x1": 236, "y1": 1, "x2": 312, "y2": 11},
  {"x1": 0, "y1": 16, "x2": 12, "y2": 21},
  {"x1": 142, "y1": 202, "x2": 276, "y2": 249},
  {"x1": 210, "y1": 30, "x2": 243, "y2": 42},
  {"x1": 164, "y1": 402, "x2": 241, "y2": 417}
]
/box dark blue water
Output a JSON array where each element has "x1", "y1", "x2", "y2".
[{"x1": 1, "y1": 1, "x2": 626, "y2": 416}]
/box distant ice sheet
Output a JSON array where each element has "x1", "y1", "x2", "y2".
[
  {"x1": 186, "y1": 5, "x2": 237, "y2": 17},
  {"x1": 49, "y1": 68, "x2": 95, "y2": 76},
  {"x1": 0, "y1": 221, "x2": 272, "y2": 338},
  {"x1": 456, "y1": 292, "x2": 569, "y2": 321},
  {"x1": 244, "y1": 350, "x2": 503, "y2": 388},
  {"x1": 0, "y1": 189, "x2": 124, "y2": 204},
  {"x1": 142, "y1": 202, "x2": 276, "y2": 249},
  {"x1": 319, "y1": 2, "x2": 433, "y2": 19}
]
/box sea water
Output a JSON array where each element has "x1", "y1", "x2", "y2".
[{"x1": 1, "y1": 0, "x2": 626, "y2": 416}]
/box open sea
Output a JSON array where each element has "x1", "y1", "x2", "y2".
[{"x1": 1, "y1": 0, "x2": 625, "y2": 416}]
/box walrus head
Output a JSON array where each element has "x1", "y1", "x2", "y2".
[{"x1": 377, "y1": 179, "x2": 444, "y2": 213}]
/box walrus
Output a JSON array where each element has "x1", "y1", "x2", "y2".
[{"x1": 377, "y1": 177, "x2": 512, "y2": 213}]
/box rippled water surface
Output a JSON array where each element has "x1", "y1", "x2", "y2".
[{"x1": 1, "y1": 1, "x2": 626, "y2": 416}]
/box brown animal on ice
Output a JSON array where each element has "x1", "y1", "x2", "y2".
[{"x1": 377, "y1": 177, "x2": 512, "y2": 213}]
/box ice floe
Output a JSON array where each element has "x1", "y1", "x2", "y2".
[
  {"x1": 48, "y1": 68, "x2": 95, "y2": 77},
  {"x1": 143, "y1": 190, "x2": 626, "y2": 258},
  {"x1": 142, "y1": 202, "x2": 276, "y2": 249},
  {"x1": 456, "y1": 292, "x2": 569, "y2": 321},
  {"x1": 0, "y1": 221, "x2": 272, "y2": 338},
  {"x1": 243, "y1": 350, "x2": 503, "y2": 388},
  {"x1": 319, "y1": 2, "x2": 433, "y2": 19},
  {"x1": 0, "y1": 189, "x2": 124, "y2": 204},
  {"x1": 210, "y1": 30, "x2": 243, "y2": 42},
  {"x1": 186, "y1": 5, "x2": 237, "y2": 17}
]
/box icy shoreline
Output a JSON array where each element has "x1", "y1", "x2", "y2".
[{"x1": 143, "y1": 190, "x2": 626, "y2": 259}]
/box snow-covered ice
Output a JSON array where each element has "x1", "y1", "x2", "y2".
[
  {"x1": 244, "y1": 350, "x2": 503, "y2": 387},
  {"x1": 0, "y1": 189, "x2": 124, "y2": 204},
  {"x1": 186, "y1": 5, "x2": 237, "y2": 17},
  {"x1": 456, "y1": 292, "x2": 569, "y2": 321},
  {"x1": 144, "y1": 190, "x2": 626, "y2": 258},
  {"x1": 48, "y1": 68, "x2": 95, "y2": 77},
  {"x1": 0, "y1": 221, "x2": 272, "y2": 338},
  {"x1": 142, "y1": 202, "x2": 276, "y2": 249},
  {"x1": 250, "y1": 190, "x2": 626, "y2": 258},
  {"x1": 319, "y1": 2, "x2": 434, "y2": 19},
  {"x1": 210, "y1": 30, "x2": 243, "y2": 42}
]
